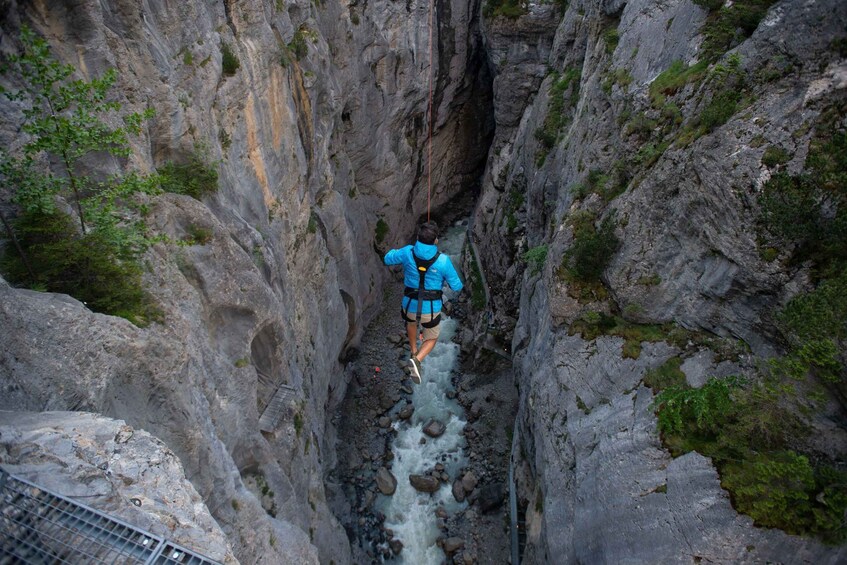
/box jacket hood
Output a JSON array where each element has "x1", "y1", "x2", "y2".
[{"x1": 413, "y1": 240, "x2": 438, "y2": 260}]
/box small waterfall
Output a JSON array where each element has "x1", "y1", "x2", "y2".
[{"x1": 378, "y1": 223, "x2": 468, "y2": 563}]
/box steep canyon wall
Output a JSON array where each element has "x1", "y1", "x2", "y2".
[
  {"x1": 0, "y1": 0, "x2": 490, "y2": 562},
  {"x1": 472, "y1": 0, "x2": 847, "y2": 562}
]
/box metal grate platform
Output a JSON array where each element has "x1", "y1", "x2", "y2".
[
  {"x1": 0, "y1": 469, "x2": 221, "y2": 565},
  {"x1": 258, "y1": 384, "x2": 297, "y2": 433}
]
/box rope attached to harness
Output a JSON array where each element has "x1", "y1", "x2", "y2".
[{"x1": 427, "y1": 0, "x2": 434, "y2": 221}]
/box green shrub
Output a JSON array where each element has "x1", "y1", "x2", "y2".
[
  {"x1": 649, "y1": 59, "x2": 708, "y2": 107},
  {"x1": 698, "y1": 0, "x2": 779, "y2": 62},
  {"x1": 625, "y1": 112, "x2": 657, "y2": 139},
  {"x1": 0, "y1": 210, "x2": 157, "y2": 325},
  {"x1": 576, "y1": 163, "x2": 630, "y2": 203},
  {"x1": 158, "y1": 152, "x2": 219, "y2": 199},
  {"x1": 184, "y1": 224, "x2": 213, "y2": 245},
  {"x1": 568, "y1": 312, "x2": 668, "y2": 359},
  {"x1": 780, "y1": 271, "x2": 847, "y2": 344},
  {"x1": 635, "y1": 140, "x2": 670, "y2": 167},
  {"x1": 699, "y1": 88, "x2": 742, "y2": 132},
  {"x1": 535, "y1": 68, "x2": 581, "y2": 162},
  {"x1": 504, "y1": 186, "x2": 525, "y2": 231},
  {"x1": 643, "y1": 357, "x2": 686, "y2": 391},
  {"x1": 288, "y1": 30, "x2": 309, "y2": 60},
  {"x1": 221, "y1": 42, "x2": 240, "y2": 76},
  {"x1": 654, "y1": 376, "x2": 741, "y2": 446},
  {"x1": 523, "y1": 244, "x2": 548, "y2": 275},
  {"x1": 653, "y1": 374, "x2": 847, "y2": 543},
  {"x1": 761, "y1": 146, "x2": 790, "y2": 168},
  {"x1": 219, "y1": 128, "x2": 232, "y2": 150},
  {"x1": 772, "y1": 270, "x2": 847, "y2": 384},
  {"x1": 374, "y1": 218, "x2": 389, "y2": 244},
  {"x1": 562, "y1": 213, "x2": 620, "y2": 282},
  {"x1": 723, "y1": 452, "x2": 815, "y2": 532},
  {"x1": 603, "y1": 27, "x2": 620, "y2": 55},
  {"x1": 759, "y1": 122, "x2": 846, "y2": 272},
  {"x1": 722, "y1": 451, "x2": 847, "y2": 542},
  {"x1": 637, "y1": 273, "x2": 662, "y2": 286},
  {"x1": 602, "y1": 68, "x2": 633, "y2": 94},
  {"x1": 294, "y1": 412, "x2": 304, "y2": 436},
  {"x1": 661, "y1": 103, "x2": 683, "y2": 125},
  {"x1": 182, "y1": 49, "x2": 194, "y2": 66},
  {"x1": 483, "y1": 0, "x2": 527, "y2": 19}
]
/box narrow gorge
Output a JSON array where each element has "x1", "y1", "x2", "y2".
[{"x1": 0, "y1": 0, "x2": 845, "y2": 564}]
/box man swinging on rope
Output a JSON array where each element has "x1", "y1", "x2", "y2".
[{"x1": 384, "y1": 221, "x2": 463, "y2": 384}]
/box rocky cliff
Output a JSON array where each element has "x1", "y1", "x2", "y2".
[
  {"x1": 1, "y1": 0, "x2": 845, "y2": 562},
  {"x1": 0, "y1": 0, "x2": 490, "y2": 562},
  {"x1": 472, "y1": 0, "x2": 847, "y2": 561}
]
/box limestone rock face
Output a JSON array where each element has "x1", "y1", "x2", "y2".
[
  {"x1": 0, "y1": 411, "x2": 237, "y2": 564},
  {"x1": 0, "y1": 0, "x2": 491, "y2": 562},
  {"x1": 473, "y1": 0, "x2": 847, "y2": 562}
]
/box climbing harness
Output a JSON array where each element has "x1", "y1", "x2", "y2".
[{"x1": 402, "y1": 251, "x2": 442, "y2": 329}]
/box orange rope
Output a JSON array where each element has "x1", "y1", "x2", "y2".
[{"x1": 427, "y1": 0, "x2": 434, "y2": 221}]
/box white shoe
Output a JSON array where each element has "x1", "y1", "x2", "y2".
[{"x1": 408, "y1": 357, "x2": 422, "y2": 384}]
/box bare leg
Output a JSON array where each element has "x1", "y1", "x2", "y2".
[
  {"x1": 406, "y1": 322, "x2": 418, "y2": 357},
  {"x1": 415, "y1": 339, "x2": 437, "y2": 362}
]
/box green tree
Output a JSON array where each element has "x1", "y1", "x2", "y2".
[{"x1": 0, "y1": 27, "x2": 159, "y2": 324}]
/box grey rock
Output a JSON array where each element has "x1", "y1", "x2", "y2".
[
  {"x1": 378, "y1": 417, "x2": 392, "y2": 428},
  {"x1": 680, "y1": 350, "x2": 740, "y2": 389},
  {"x1": 408, "y1": 474, "x2": 441, "y2": 493},
  {"x1": 476, "y1": 483, "x2": 504, "y2": 513},
  {"x1": 442, "y1": 536, "x2": 465, "y2": 554},
  {"x1": 375, "y1": 468, "x2": 397, "y2": 496},
  {"x1": 398, "y1": 404, "x2": 415, "y2": 420},
  {"x1": 379, "y1": 393, "x2": 396, "y2": 411},
  {"x1": 423, "y1": 419, "x2": 447, "y2": 438},
  {"x1": 452, "y1": 479, "x2": 467, "y2": 503},
  {"x1": 0, "y1": 411, "x2": 236, "y2": 563},
  {"x1": 389, "y1": 538, "x2": 403, "y2": 555},
  {"x1": 461, "y1": 471, "x2": 478, "y2": 493}
]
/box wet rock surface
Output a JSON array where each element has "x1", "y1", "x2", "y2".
[{"x1": 328, "y1": 283, "x2": 517, "y2": 563}]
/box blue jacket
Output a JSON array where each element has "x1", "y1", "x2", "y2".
[{"x1": 384, "y1": 241, "x2": 463, "y2": 314}]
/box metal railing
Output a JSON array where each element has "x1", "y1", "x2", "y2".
[
  {"x1": 0, "y1": 468, "x2": 221, "y2": 564},
  {"x1": 258, "y1": 383, "x2": 298, "y2": 433}
]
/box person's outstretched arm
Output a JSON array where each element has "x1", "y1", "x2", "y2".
[
  {"x1": 443, "y1": 257, "x2": 464, "y2": 292},
  {"x1": 384, "y1": 246, "x2": 408, "y2": 265}
]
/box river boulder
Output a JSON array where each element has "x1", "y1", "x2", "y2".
[
  {"x1": 423, "y1": 419, "x2": 446, "y2": 437},
  {"x1": 461, "y1": 471, "x2": 478, "y2": 493},
  {"x1": 442, "y1": 536, "x2": 465, "y2": 554},
  {"x1": 452, "y1": 479, "x2": 466, "y2": 502},
  {"x1": 376, "y1": 467, "x2": 397, "y2": 496},
  {"x1": 409, "y1": 474, "x2": 440, "y2": 493},
  {"x1": 476, "y1": 483, "x2": 504, "y2": 513}
]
